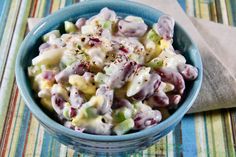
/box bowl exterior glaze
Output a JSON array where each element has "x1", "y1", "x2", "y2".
[{"x1": 15, "y1": 0, "x2": 202, "y2": 155}]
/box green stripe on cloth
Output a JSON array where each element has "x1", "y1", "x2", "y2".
[{"x1": 0, "y1": 0, "x2": 31, "y2": 139}]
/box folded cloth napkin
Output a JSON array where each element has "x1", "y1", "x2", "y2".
[{"x1": 27, "y1": 0, "x2": 236, "y2": 113}]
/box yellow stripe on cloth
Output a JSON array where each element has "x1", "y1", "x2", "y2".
[
  {"x1": 194, "y1": 113, "x2": 207, "y2": 157},
  {"x1": 24, "y1": 117, "x2": 40, "y2": 157}
]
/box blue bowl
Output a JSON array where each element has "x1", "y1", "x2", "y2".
[{"x1": 15, "y1": 0, "x2": 202, "y2": 155}]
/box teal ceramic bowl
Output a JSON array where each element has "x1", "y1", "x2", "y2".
[{"x1": 15, "y1": 0, "x2": 202, "y2": 156}]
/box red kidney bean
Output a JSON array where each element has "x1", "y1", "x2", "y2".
[
  {"x1": 154, "y1": 15, "x2": 175, "y2": 40},
  {"x1": 177, "y1": 63, "x2": 198, "y2": 80},
  {"x1": 147, "y1": 90, "x2": 169, "y2": 107},
  {"x1": 134, "y1": 110, "x2": 162, "y2": 130},
  {"x1": 69, "y1": 107, "x2": 77, "y2": 118},
  {"x1": 55, "y1": 61, "x2": 89, "y2": 83},
  {"x1": 96, "y1": 85, "x2": 114, "y2": 115},
  {"x1": 168, "y1": 94, "x2": 181, "y2": 106},
  {"x1": 42, "y1": 70, "x2": 55, "y2": 81},
  {"x1": 88, "y1": 37, "x2": 102, "y2": 47},
  {"x1": 118, "y1": 20, "x2": 148, "y2": 37},
  {"x1": 51, "y1": 94, "x2": 66, "y2": 115},
  {"x1": 99, "y1": 7, "x2": 117, "y2": 21},
  {"x1": 156, "y1": 68, "x2": 185, "y2": 95},
  {"x1": 82, "y1": 72, "x2": 94, "y2": 82},
  {"x1": 112, "y1": 98, "x2": 132, "y2": 109},
  {"x1": 39, "y1": 43, "x2": 50, "y2": 53},
  {"x1": 133, "y1": 73, "x2": 161, "y2": 101},
  {"x1": 69, "y1": 86, "x2": 85, "y2": 108},
  {"x1": 107, "y1": 56, "x2": 136, "y2": 88},
  {"x1": 75, "y1": 18, "x2": 86, "y2": 30}
]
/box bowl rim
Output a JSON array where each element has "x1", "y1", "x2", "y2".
[{"x1": 15, "y1": 0, "x2": 203, "y2": 142}]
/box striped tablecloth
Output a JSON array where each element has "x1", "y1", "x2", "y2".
[{"x1": 0, "y1": 0, "x2": 235, "y2": 156}]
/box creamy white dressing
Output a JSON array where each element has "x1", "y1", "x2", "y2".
[{"x1": 28, "y1": 8, "x2": 197, "y2": 135}]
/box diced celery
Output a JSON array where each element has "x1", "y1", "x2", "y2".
[
  {"x1": 103, "y1": 65, "x2": 113, "y2": 75},
  {"x1": 103, "y1": 20, "x2": 112, "y2": 29},
  {"x1": 144, "y1": 40, "x2": 162, "y2": 62},
  {"x1": 64, "y1": 21, "x2": 77, "y2": 33},
  {"x1": 28, "y1": 65, "x2": 42, "y2": 77},
  {"x1": 147, "y1": 29, "x2": 161, "y2": 43},
  {"x1": 85, "y1": 107, "x2": 98, "y2": 118},
  {"x1": 59, "y1": 62, "x2": 66, "y2": 70},
  {"x1": 42, "y1": 30, "x2": 61, "y2": 42},
  {"x1": 94, "y1": 72, "x2": 108, "y2": 84},
  {"x1": 146, "y1": 57, "x2": 164, "y2": 69},
  {"x1": 114, "y1": 107, "x2": 132, "y2": 123},
  {"x1": 113, "y1": 118, "x2": 134, "y2": 135},
  {"x1": 128, "y1": 53, "x2": 144, "y2": 65},
  {"x1": 60, "y1": 54, "x2": 77, "y2": 67},
  {"x1": 134, "y1": 101, "x2": 152, "y2": 112},
  {"x1": 63, "y1": 106, "x2": 71, "y2": 120}
]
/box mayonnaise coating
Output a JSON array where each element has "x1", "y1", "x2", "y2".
[{"x1": 28, "y1": 8, "x2": 198, "y2": 135}]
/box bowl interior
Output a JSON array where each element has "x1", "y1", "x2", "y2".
[{"x1": 15, "y1": 0, "x2": 202, "y2": 141}]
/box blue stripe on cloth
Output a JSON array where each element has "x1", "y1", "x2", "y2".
[
  {"x1": 43, "y1": 1, "x2": 52, "y2": 17},
  {"x1": 181, "y1": 115, "x2": 198, "y2": 157},
  {"x1": 65, "y1": 0, "x2": 73, "y2": 6},
  {"x1": 230, "y1": 0, "x2": 236, "y2": 26},
  {"x1": 15, "y1": 105, "x2": 31, "y2": 156},
  {"x1": 73, "y1": 151, "x2": 79, "y2": 157},
  {"x1": 40, "y1": 131, "x2": 53, "y2": 157},
  {"x1": 0, "y1": 0, "x2": 5, "y2": 18},
  {"x1": 0, "y1": 0, "x2": 12, "y2": 43},
  {"x1": 173, "y1": 123, "x2": 183, "y2": 157},
  {"x1": 51, "y1": 140, "x2": 61, "y2": 157},
  {"x1": 177, "y1": 0, "x2": 186, "y2": 11}
]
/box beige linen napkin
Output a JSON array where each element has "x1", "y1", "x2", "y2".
[{"x1": 27, "y1": 0, "x2": 236, "y2": 113}]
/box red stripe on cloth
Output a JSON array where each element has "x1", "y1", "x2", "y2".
[
  {"x1": 0, "y1": 87, "x2": 19, "y2": 157},
  {"x1": 31, "y1": 0, "x2": 38, "y2": 17},
  {"x1": 50, "y1": 0, "x2": 54, "y2": 13}
]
